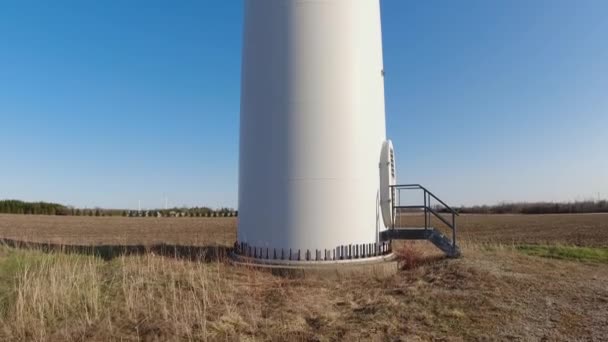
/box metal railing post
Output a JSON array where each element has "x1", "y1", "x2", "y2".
[
  {"x1": 391, "y1": 187, "x2": 395, "y2": 230},
  {"x1": 397, "y1": 188, "x2": 400, "y2": 228},
  {"x1": 423, "y1": 189, "x2": 427, "y2": 230},
  {"x1": 427, "y1": 192, "x2": 431, "y2": 229},
  {"x1": 389, "y1": 184, "x2": 459, "y2": 254},
  {"x1": 452, "y1": 212, "x2": 456, "y2": 247}
]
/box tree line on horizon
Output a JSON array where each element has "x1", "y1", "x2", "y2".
[
  {"x1": 0, "y1": 200, "x2": 69, "y2": 216},
  {"x1": 4, "y1": 198, "x2": 608, "y2": 217},
  {"x1": 450, "y1": 200, "x2": 608, "y2": 215},
  {"x1": 0, "y1": 200, "x2": 237, "y2": 217}
]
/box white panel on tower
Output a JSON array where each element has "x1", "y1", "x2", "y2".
[{"x1": 380, "y1": 140, "x2": 397, "y2": 228}]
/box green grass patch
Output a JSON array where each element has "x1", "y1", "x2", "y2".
[{"x1": 517, "y1": 245, "x2": 608, "y2": 263}]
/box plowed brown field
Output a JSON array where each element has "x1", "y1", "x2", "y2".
[{"x1": 1, "y1": 213, "x2": 607, "y2": 247}]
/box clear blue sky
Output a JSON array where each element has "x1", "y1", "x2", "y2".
[{"x1": 1, "y1": 1, "x2": 606, "y2": 209}]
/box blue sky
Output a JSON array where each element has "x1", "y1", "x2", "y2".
[{"x1": 1, "y1": 1, "x2": 606, "y2": 209}]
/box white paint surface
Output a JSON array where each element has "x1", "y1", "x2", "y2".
[{"x1": 238, "y1": 0, "x2": 388, "y2": 256}]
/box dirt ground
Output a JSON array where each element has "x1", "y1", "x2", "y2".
[
  {"x1": 0, "y1": 214, "x2": 236, "y2": 246},
  {"x1": 0, "y1": 213, "x2": 607, "y2": 340},
  {"x1": 1, "y1": 213, "x2": 607, "y2": 247},
  {"x1": 397, "y1": 212, "x2": 608, "y2": 247}
]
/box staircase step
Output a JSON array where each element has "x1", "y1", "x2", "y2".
[
  {"x1": 380, "y1": 227, "x2": 432, "y2": 241},
  {"x1": 428, "y1": 230, "x2": 461, "y2": 258},
  {"x1": 380, "y1": 227, "x2": 461, "y2": 258}
]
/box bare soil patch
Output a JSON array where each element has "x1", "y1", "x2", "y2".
[
  {"x1": 397, "y1": 212, "x2": 608, "y2": 247},
  {"x1": 1, "y1": 213, "x2": 607, "y2": 248},
  {"x1": 0, "y1": 214, "x2": 236, "y2": 246}
]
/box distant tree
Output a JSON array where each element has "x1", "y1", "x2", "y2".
[{"x1": 0, "y1": 200, "x2": 81, "y2": 216}]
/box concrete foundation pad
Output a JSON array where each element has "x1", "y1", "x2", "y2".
[{"x1": 230, "y1": 253, "x2": 399, "y2": 279}]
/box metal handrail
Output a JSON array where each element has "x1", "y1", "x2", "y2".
[
  {"x1": 427, "y1": 206, "x2": 453, "y2": 228},
  {"x1": 391, "y1": 184, "x2": 459, "y2": 216},
  {"x1": 390, "y1": 184, "x2": 458, "y2": 248}
]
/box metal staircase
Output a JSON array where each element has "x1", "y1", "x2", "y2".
[{"x1": 379, "y1": 184, "x2": 461, "y2": 258}]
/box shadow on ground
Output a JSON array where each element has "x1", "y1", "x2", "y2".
[{"x1": 0, "y1": 238, "x2": 232, "y2": 262}]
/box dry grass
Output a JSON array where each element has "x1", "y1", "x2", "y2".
[
  {"x1": 1, "y1": 243, "x2": 606, "y2": 341},
  {"x1": 0, "y1": 213, "x2": 607, "y2": 340}
]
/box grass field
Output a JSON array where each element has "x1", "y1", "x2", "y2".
[{"x1": 1, "y1": 213, "x2": 607, "y2": 341}]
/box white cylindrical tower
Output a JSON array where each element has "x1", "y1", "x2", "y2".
[{"x1": 238, "y1": 0, "x2": 388, "y2": 262}]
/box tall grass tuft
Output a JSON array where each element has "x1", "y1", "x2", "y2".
[
  {"x1": 0, "y1": 246, "x2": 272, "y2": 341},
  {"x1": 5, "y1": 252, "x2": 104, "y2": 340},
  {"x1": 394, "y1": 242, "x2": 425, "y2": 270}
]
